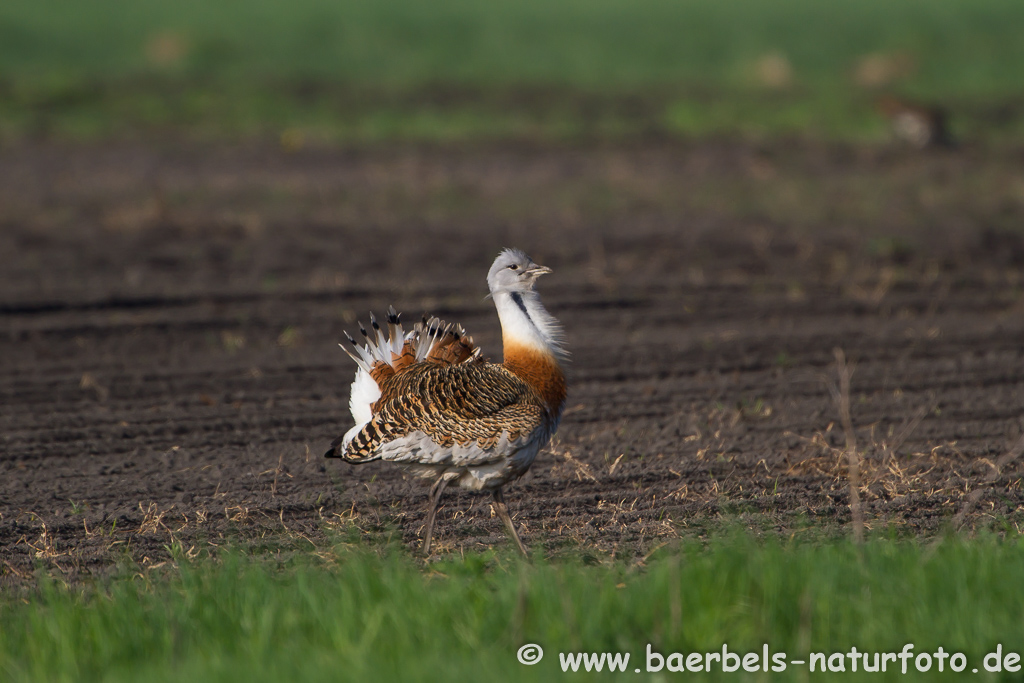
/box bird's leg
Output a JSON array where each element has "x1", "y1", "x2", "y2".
[
  {"x1": 492, "y1": 488, "x2": 529, "y2": 557},
  {"x1": 421, "y1": 475, "x2": 451, "y2": 555}
]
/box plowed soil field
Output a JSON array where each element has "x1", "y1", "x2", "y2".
[{"x1": 3, "y1": 139, "x2": 1023, "y2": 584}]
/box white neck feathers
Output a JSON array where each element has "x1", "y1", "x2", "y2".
[{"x1": 493, "y1": 290, "x2": 567, "y2": 361}]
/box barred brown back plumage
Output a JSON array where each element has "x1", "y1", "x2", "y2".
[{"x1": 339, "y1": 361, "x2": 549, "y2": 462}]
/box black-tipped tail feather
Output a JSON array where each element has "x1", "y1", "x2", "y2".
[
  {"x1": 323, "y1": 433, "x2": 346, "y2": 459},
  {"x1": 323, "y1": 432, "x2": 382, "y2": 463}
]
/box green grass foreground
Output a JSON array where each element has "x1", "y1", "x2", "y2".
[
  {"x1": 1, "y1": 0, "x2": 1023, "y2": 142},
  {"x1": 2, "y1": 533, "x2": 1023, "y2": 682}
]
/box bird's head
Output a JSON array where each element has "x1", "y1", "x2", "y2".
[{"x1": 486, "y1": 248, "x2": 552, "y2": 295}]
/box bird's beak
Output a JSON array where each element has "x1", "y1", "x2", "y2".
[{"x1": 525, "y1": 264, "x2": 552, "y2": 277}]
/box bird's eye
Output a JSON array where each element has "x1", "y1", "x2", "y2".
[{"x1": 508, "y1": 264, "x2": 519, "y2": 270}]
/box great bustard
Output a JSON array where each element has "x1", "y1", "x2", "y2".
[{"x1": 324, "y1": 249, "x2": 567, "y2": 555}]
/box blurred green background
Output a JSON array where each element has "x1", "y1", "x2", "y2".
[{"x1": 2, "y1": 0, "x2": 1023, "y2": 142}]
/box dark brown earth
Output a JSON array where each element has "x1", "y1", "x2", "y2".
[{"x1": 2, "y1": 138, "x2": 1024, "y2": 584}]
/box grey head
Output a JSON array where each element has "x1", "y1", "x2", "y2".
[{"x1": 486, "y1": 248, "x2": 552, "y2": 295}]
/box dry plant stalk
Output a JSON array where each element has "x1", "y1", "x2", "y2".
[
  {"x1": 833, "y1": 348, "x2": 864, "y2": 544},
  {"x1": 554, "y1": 445, "x2": 599, "y2": 483},
  {"x1": 951, "y1": 432, "x2": 1024, "y2": 531},
  {"x1": 882, "y1": 405, "x2": 929, "y2": 467}
]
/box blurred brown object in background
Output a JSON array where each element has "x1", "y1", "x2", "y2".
[
  {"x1": 854, "y1": 52, "x2": 917, "y2": 88},
  {"x1": 145, "y1": 31, "x2": 189, "y2": 68},
  {"x1": 876, "y1": 95, "x2": 954, "y2": 149},
  {"x1": 753, "y1": 51, "x2": 795, "y2": 89}
]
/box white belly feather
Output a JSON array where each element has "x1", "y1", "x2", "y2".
[{"x1": 384, "y1": 429, "x2": 547, "y2": 490}]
